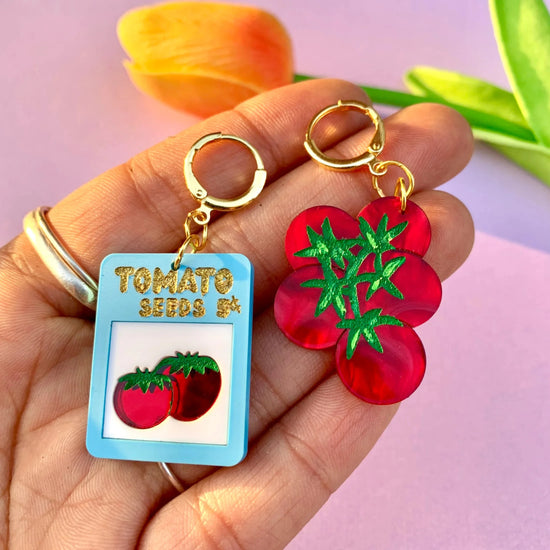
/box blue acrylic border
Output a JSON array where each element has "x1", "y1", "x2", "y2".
[{"x1": 86, "y1": 253, "x2": 253, "y2": 466}]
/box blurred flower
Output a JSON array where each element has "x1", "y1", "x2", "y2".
[
  {"x1": 117, "y1": 2, "x2": 293, "y2": 117},
  {"x1": 118, "y1": 0, "x2": 550, "y2": 187}
]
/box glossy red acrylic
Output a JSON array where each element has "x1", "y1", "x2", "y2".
[{"x1": 275, "y1": 197, "x2": 441, "y2": 405}]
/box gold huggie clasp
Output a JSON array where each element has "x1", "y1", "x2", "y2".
[
  {"x1": 304, "y1": 100, "x2": 385, "y2": 170},
  {"x1": 173, "y1": 133, "x2": 267, "y2": 270},
  {"x1": 305, "y1": 100, "x2": 415, "y2": 212},
  {"x1": 184, "y1": 133, "x2": 267, "y2": 214}
]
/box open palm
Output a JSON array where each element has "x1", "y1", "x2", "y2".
[{"x1": 0, "y1": 79, "x2": 474, "y2": 549}]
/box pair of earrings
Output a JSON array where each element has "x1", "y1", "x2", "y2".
[{"x1": 86, "y1": 101, "x2": 441, "y2": 468}]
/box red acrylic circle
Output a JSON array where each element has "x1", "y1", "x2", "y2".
[
  {"x1": 113, "y1": 383, "x2": 172, "y2": 429},
  {"x1": 336, "y1": 324, "x2": 426, "y2": 405},
  {"x1": 357, "y1": 251, "x2": 442, "y2": 327},
  {"x1": 274, "y1": 265, "x2": 345, "y2": 349},
  {"x1": 285, "y1": 205, "x2": 359, "y2": 269},
  {"x1": 357, "y1": 197, "x2": 431, "y2": 256},
  {"x1": 156, "y1": 366, "x2": 221, "y2": 422}
]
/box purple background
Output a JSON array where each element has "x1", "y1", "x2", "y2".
[{"x1": 2, "y1": 1, "x2": 550, "y2": 548}]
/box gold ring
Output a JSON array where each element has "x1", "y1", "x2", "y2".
[{"x1": 370, "y1": 160, "x2": 415, "y2": 199}]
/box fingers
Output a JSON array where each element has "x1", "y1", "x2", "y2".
[
  {"x1": 11, "y1": 87, "x2": 475, "y2": 497},
  {"x1": 15, "y1": 78, "x2": 370, "y2": 314},
  {"x1": 415, "y1": 190, "x2": 475, "y2": 280},
  {"x1": 140, "y1": 376, "x2": 398, "y2": 550}
]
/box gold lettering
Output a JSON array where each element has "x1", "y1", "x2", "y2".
[
  {"x1": 166, "y1": 297, "x2": 178, "y2": 317},
  {"x1": 139, "y1": 298, "x2": 152, "y2": 317},
  {"x1": 114, "y1": 266, "x2": 134, "y2": 293},
  {"x1": 153, "y1": 267, "x2": 177, "y2": 294},
  {"x1": 195, "y1": 267, "x2": 216, "y2": 295},
  {"x1": 217, "y1": 296, "x2": 241, "y2": 318},
  {"x1": 176, "y1": 267, "x2": 198, "y2": 294},
  {"x1": 215, "y1": 268, "x2": 233, "y2": 294},
  {"x1": 217, "y1": 298, "x2": 230, "y2": 318},
  {"x1": 153, "y1": 297, "x2": 164, "y2": 317},
  {"x1": 193, "y1": 299, "x2": 205, "y2": 318},
  {"x1": 133, "y1": 267, "x2": 152, "y2": 294},
  {"x1": 229, "y1": 296, "x2": 241, "y2": 314},
  {"x1": 178, "y1": 298, "x2": 191, "y2": 317}
]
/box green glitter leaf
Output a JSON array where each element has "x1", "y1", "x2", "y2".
[
  {"x1": 154, "y1": 351, "x2": 219, "y2": 378},
  {"x1": 301, "y1": 276, "x2": 347, "y2": 318},
  {"x1": 356, "y1": 214, "x2": 407, "y2": 255},
  {"x1": 118, "y1": 368, "x2": 173, "y2": 393},
  {"x1": 337, "y1": 309, "x2": 404, "y2": 359},
  {"x1": 296, "y1": 214, "x2": 409, "y2": 356},
  {"x1": 358, "y1": 255, "x2": 406, "y2": 300},
  {"x1": 294, "y1": 218, "x2": 355, "y2": 269}
]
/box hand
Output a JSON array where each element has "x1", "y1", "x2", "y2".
[{"x1": 0, "y1": 79, "x2": 474, "y2": 549}]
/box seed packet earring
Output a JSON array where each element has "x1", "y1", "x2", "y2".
[
  {"x1": 87, "y1": 133, "x2": 266, "y2": 466},
  {"x1": 274, "y1": 101, "x2": 442, "y2": 405}
]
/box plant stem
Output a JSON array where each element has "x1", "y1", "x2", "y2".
[
  {"x1": 348, "y1": 286, "x2": 361, "y2": 319},
  {"x1": 294, "y1": 73, "x2": 536, "y2": 142}
]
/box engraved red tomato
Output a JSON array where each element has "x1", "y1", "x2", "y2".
[
  {"x1": 285, "y1": 205, "x2": 360, "y2": 270},
  {"x1": 113, "y1": 368, "x2": 173, "y2": 429},
  {"x1": 274, "y1": 264, "x2": 347, "y2": 349},
  {"x1": 336, "y1": 324, "x2": 426, "y2": 405},
  {"x1": 356, "y1": 250, "x2": 442, "y2": 327},
  {"x1": 155, "y1": 352, "x2": 221, "y2": 421},
  {"x1": 357, "y1": 196, "x2": 431, "y2": 256}
]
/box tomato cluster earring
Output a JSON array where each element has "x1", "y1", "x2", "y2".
[
  {"x1": 87, "y1": 133, "x2": 266, "y2": 467},
  {"x1": 274, "y1": 101, "x2": 442, "y2": 405}
]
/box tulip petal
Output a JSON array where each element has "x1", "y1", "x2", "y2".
[
  {"x1": 124, "y1": 62, "x2": 263, "y2": 117},
  {"x1": 118, "y1": 2, "x2": 293, "y2": 115}
]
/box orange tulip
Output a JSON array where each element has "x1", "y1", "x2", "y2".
[{"x1": 117, "y1": 2, "x2": 293, "y2": 117}]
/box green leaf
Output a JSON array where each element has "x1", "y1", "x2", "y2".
[
  {"x1": 356, "y1": 255, "x2": 406, "y2": 300},
  {"x1": 490, "y1": 0, "x2": 550, "y2": 146},
  {"x1": 154, "y1": 351, "x2": 219, "y2": 377},
  {"x1": 294, "y1": 218, "x2": 354, "y2": 269},
  {"x1": 337, "y1": 309, "x2": 403, "y2": 359},
  {"x1": 472, "y1": 127, "x2": 550, "y2": 187},
  {"x1": 491, "y1": 144, "x2": 550, "y2": 185},
  {"x1": 295, "y1": 63, "x2": 550, "y2": 186},
  {"x1": 154, "y1": 357, "x2": 175, "y2": 372},
  {"x1": 301, "y1": 277, "x2": 347, "y2": 318},
  {"x1": 382, "y1": 218, "x2": 408, "y2": 242},
  {"x1": 382, "y1": 255, "x2": 406, "y2": 279},
  {"x1": 118, "y1": 368, "x2": 172, "y2": 393},
  {"x1": 353, "y1": 214, "x2": 406, "y2": 259},
  {"x1": 405, "y1": 66, "x2": 529, "y2": 130}
]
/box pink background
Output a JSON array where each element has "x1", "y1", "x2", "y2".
[{"x1": 2, "y1": 1, "x2": 550, "y2": 548}]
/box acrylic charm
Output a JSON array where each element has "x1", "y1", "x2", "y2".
[
  {"x1": 87, "y1": 133, "x2": 266, "y2": 466},
  {"x1": 275, "y1": 101, "x2": 442, "y2": 405}
]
